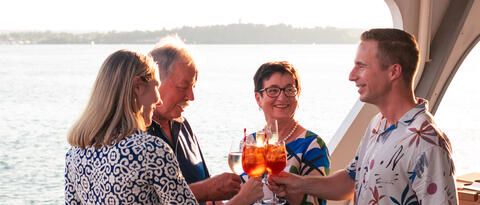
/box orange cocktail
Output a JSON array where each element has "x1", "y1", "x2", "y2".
[
  {"x1": 242, "y1": 145, "x2": 266, "y2": 177},
  {"x1": 265, "y1": 144, "x2": 287, "y2": 175}
]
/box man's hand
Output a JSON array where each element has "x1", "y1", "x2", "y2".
[
  {"x1": 269, "y1": 170, "x2": 355, "y2": 201},
  {"x1": 268, "y1": 171, "x2": 304, "y2": 197},
  {"x1": 207, "y1": 172, "x2": 241, "y2": 200},
  {"x1": 190, "y1": 172, "x2": 241, "y2": 202}
]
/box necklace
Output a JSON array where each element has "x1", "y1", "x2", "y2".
[{"x1": 282, "y1": 122, "x2": 299, "y2": 142}]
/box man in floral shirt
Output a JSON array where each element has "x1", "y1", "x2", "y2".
[{"x1": 268, "y1": 28, "x2": 458, "y2": 205}]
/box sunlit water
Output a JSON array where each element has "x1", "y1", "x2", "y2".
[{"x1": 0, "y1": 44, "x2": 478, "y2": 204}]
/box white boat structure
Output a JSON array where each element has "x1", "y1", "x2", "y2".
[{"x1": 328, "y1": 0, "x2": 480, "y2": 204}]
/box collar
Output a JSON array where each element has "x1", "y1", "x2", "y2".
[
  {"x1": 378, "y1": 98, "x2": 428, "y2": 129},
  {"x1": 399, "y1": 98, "x2": 428, "y2": 126},
  {"x1": 375, "y1": 98, "x2": 429, "y2": 142}
]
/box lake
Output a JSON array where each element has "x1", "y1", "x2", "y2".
[{"x1": 0, "y1": 44, "x2": 478, "y2": 204}]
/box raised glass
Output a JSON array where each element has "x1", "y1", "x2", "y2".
[
  {"x1": 263, "y1": 120, "x2": 287, "y2": 204},
  {"x1": 242, "y1": 131, "x2": 266, "y2": 178},
  {"x1": 228, "y1": 139, "x2": 243, "y2": 174},
  {"x1": 242, "y1": 131, "x2": 266, "y2": 205}
]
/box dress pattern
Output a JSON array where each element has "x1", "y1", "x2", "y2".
[
  {"x1": 346, "y1": 99, "x2": 457, "y2": 205},
  {"x1": 65, "y1": 130, "x2": 198, "y2": 205},
  {"x1": 285, "y1": 130, "x2": 330, "y2": 205}
]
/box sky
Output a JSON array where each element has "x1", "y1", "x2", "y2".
[{"x1": 1, "y1": 0, "x2": 393, "y2": 32}]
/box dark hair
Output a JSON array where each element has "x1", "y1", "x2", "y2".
[
  {"x1": 253, "y1": 61, "x2": 301, "y2": 95},
  {"x1": 361, "y1": 28, "x2": 419, "y2": 85}
]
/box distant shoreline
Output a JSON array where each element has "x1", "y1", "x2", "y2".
[{"x1": 0, "y1": 23, "x2": 363, "y2": 45}]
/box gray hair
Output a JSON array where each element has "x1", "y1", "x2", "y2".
[{"x1": 149, "y1": 35, "x2": 195, "y2": 81}]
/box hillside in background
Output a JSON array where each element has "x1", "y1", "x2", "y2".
[{"x1": 0, "y1": 24, "x2": 363, "y2": 44}]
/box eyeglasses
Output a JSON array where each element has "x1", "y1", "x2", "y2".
[{"x1": 258, "y1": 86, "x2": 298, "y2": 98}]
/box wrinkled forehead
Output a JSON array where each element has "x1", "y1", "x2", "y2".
[
  {"x1": 177, "y1": 59, "x2": 197, "y2": 74},
  {"x1": 170, "y1": 60, "x2": 197, "y2": 83}
]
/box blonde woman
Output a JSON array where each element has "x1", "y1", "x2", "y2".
[{"x1": 64, "y1": 49, "x2": 197, "y2": 204}]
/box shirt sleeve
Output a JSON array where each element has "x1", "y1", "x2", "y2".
[
  {"x1": 410, "y1": 145, "x2": 457, "y2": 205},
  {"x1": 145, "y1": 138, "x2": 198, "y2": 205}
]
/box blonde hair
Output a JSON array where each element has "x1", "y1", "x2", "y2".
[{"x1": 67, "y1": 49, "x2": 156, "y2": 148}]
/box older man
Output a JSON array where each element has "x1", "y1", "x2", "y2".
[
  {"x1": 148, "y1": 36, "x2": 241, "y2": 203},
  {"x1": 269, "y1": 28, "x2": 458, "y2": 205}
]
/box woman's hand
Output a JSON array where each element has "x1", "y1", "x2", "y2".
[{"x1": 227, "y1": 177, "x2": 264, "y2": 205}]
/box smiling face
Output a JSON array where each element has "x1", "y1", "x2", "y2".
[
  {"x1": 255, "y1": 72, "x2": 298, "y2": 122},
  {"x1": 153, "y1": 60, "x2": 197, "y2": 121},
  {"x1": 349, "y1": 40, "x2": 392, "y2": 105}
]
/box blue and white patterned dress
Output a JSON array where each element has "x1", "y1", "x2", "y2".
[{"x1": 64, "y1": 130, "x2": 198, "y2": 205}]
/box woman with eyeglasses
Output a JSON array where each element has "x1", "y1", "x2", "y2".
[{"x1": 252, "y1": 61, "x2": 331, "y2": 205}]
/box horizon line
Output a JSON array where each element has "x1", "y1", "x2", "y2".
[{"x1": 0, "y1": 23, "x2": 371, "y2": 34}]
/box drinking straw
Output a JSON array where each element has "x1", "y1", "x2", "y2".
[{"x1": 243, "y1": 128, "x2": 247, "y2": 142}]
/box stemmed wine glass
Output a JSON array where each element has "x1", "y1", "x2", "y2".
[
  {"x1": 228, "y1": 137, "x2": 244, "y2": 174},
  {"x1": 242, "y1": 130, "x2": 266, "y2": 204},
  {"x1": 263, "y1": 120, "x2": 287, "y2": 205}
]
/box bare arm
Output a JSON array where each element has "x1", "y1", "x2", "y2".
[
  {"x1": 189, "y1": 172, "x2": 241, "y2": 202},
  {"x1": 303, "y1": 169, "x2": 355, "y2": 200},
  {"x1": 269, "y1": 169, "x2": 355, "y2": 200}
]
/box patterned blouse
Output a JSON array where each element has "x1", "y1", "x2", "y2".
[
  {"x1": 346, "y1": 99, "x2": 457, "y2": 205},
  {"x1": 244, "y1": 129, "x2": 330, "y2": 205},
  {"x1": 64, "y1": 131, "x2": 198, "y2": 205}
]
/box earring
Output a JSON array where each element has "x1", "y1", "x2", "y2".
[{"x1": 258, "y1": 107, "x2": 262, "y2": 111}]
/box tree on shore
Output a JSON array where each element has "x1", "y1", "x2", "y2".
[{"x1": 0, "y1": 23, "x2": 362, "y2": 44}]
